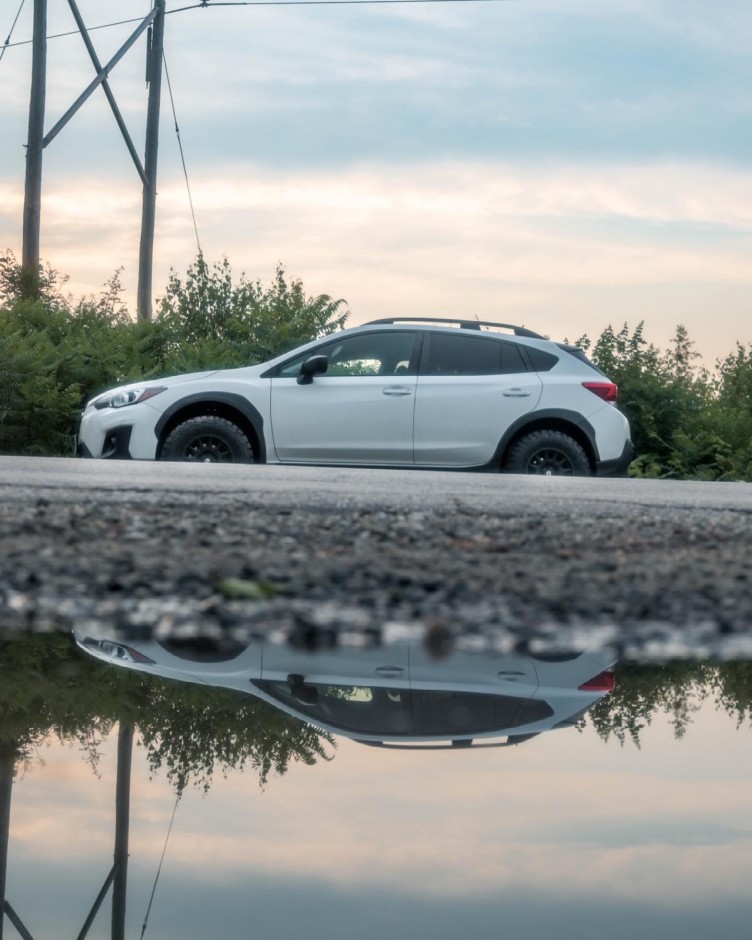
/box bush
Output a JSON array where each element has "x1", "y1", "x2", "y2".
[{"x1": 0, "y1": 251, "x2": 349, "y2": 456}]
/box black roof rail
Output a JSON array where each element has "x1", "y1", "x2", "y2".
[{"x1": 363, "y1": 317, "x2": 545, "y2": 339}]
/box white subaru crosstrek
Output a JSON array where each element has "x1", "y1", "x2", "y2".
[
  {"x1": 73, "y1": 630, "x2": 616, "y2": 749},
  {"x1": 77, "y1": 318, "x2": 632, "y2": 476}
]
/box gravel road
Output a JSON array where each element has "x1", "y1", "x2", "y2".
[{"x1": 1, "y1": 457, "x2": 751, "y2": 660}]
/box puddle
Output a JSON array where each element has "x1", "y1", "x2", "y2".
[{"x1": 1, "y1": 627, "x2": 751, "y2": 939}]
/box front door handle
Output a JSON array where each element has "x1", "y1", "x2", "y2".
[
  {"x1": 383, "y1": 387, "x2": 412, "y2": 397},
  {"x1": 502, "y1": 388, "x2": 531, "y2": 398},
  {"x1": 375, "y1": 666, "x2": 407, "y2": 677}
]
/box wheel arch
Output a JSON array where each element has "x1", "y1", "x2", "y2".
[
  {"x1": 498, "y1": 410, "x2": 598, "y2": 473},
  {"x1": 154, "y1": 393, "x2": 266, "y2": 462}
]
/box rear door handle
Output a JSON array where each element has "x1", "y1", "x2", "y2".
[
  {"x1": 375, "y1": 666, "x2": 407, "y2": 677},
  {"x1": 502, "y1": 388, "x2": 531, "y2": 398},
  {"x1": 383, "y1": 387, "x2": 412, "y2": 397}
]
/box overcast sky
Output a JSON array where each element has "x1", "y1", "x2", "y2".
[{"x1": 1, "y1": 0, "x2": 750, "y2": 361}]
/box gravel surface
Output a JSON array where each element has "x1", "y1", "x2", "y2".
[{"x1": 2, "y1": 458, "x2": 752, "y2": 660}]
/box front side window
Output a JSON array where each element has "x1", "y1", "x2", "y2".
[
  {"x1": 253, "y1": 681, "x2": 415, "y2": 734},
  {"x1": 277, "y1": 331, "x2": 417, "y2": 378}
]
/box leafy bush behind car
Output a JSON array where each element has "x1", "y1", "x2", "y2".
[
  {"x1": 571, "y1": 322, "x2": 752, "y2": 481},
  {"x1": 0, "y1": 251, "x2": 347, "y2": 456},
  {"x1": 1, "y1": 249, "x2": 751, "y2": 480}
]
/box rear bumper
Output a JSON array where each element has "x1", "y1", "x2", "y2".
[{"x1": 596, "y1": 439, "x2": 633, "y2": 477}]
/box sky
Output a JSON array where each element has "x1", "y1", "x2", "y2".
[
  {"x1": 5, "y1": 701, "x2": 752, "y2": 939},
  {"x1": 0, "y1": 0, "x2": 750, "y2": 363}
]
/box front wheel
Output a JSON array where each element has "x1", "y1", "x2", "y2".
[
  {"x1": 504, "y1": 430, "x2": 591, "y2": 477},
  {"x1": 159, "y1": 416, "x2": 254, "y2": 463}
]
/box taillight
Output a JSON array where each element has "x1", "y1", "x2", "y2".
[
  {"x1": 583, "y1": 381, "x2": 618, "y2": 403},
  {"x1": 579, "y1": 669, "x2": 615, "y2": 693}
]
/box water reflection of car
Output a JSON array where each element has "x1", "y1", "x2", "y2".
[{"x1": 73, "y1": 631, "x2": 615, "y2": 749}]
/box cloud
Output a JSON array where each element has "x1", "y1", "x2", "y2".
[{"x1": 2, "y1": 156, "x2": 749, "y2": 360}]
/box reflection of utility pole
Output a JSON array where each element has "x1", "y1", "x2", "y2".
[
  {"x1": 0, "y1": 743, "x2": 13, "y2": 940},
  {"x1": 21, "y1": 0, "x2": 47, "y2": 284},
  {"x1": 112, "y1": 723, "x2": 133, "y2": 940},
  {"x1": 74, "y1": 721, "x2": 134, "y2": 940}
]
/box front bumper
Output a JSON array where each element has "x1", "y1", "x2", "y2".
[{"x1": 76, "y1": 424, "x2": 134, "y2": 459}]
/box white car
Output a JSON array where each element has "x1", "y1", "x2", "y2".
[
  {"x1": 73, "y1": 631, "x2": 616, "y2": 748},
  {"x1": 77, "y1": 318, "x2": 632, "y2": 476}
]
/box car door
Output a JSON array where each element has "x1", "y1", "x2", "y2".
[
  {"x1": 270, "y1": 330, "x2": 419, "y2": 464},
  {"x1": 413, "y1": 332, "x2": 543, "y2": 467},
  {"x1": 409, "y1": 648, "x2": 542, "y2": 736},
  {"x1": 409, "y1": 647, "x2": 539, "y2": 697},
  {"x1": 255, "y1": 643, "x2": 413, "y2": 736},
  {"x1": 259, "y1": 643, "x2": 410, "y2": 689}
]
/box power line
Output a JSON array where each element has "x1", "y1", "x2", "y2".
[
  {"x1": 174, "y1": 0, "x2": 522, "y2": 10},
  {"x1": 3, "y1": 15, "x2": 146, "y2": 50},
  {"x1": 0, "y1": 0, "x2": 26, "y2": 62},
  {"x1": 163, "y1": 49, "x2": 202, "y2": 256},
  {"x1": 2, "y1": 0, "x2": 523, "y2": 49},
  {"x1": 139, "y1": 793, "x2": 181, "y2": 940}
]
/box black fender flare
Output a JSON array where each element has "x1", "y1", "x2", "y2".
[
  {"x1": 494, "y1": 409, "x2": 599, "y2": 469},
  {"x1": 154, "y1": 393, "x2": 267, "y2": 462}
]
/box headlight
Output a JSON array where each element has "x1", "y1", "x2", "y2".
[
  {"x1": 81, "y1": 638, "x2": 156, "y2": 664},
  {"x1": 93, "y1": 386, "x2": 167, "y2": 410}
]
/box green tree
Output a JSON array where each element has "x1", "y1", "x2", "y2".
[
  {"x1": 0, "y1": 631, "x2": 332, "y2": 791},
  {"x1": 709, "y1": 343, "x2": 752, "y2": 479},
  {"x1": 1, "y1": 251, "x2": 349, "y2": 455},
  {"x1": 586, "y1": 660, "x2": 752, "y2": 746},
  {"x1": 584, "y1": 322, "x2": 730, "y2": 479},
  {"x1": 155, "y1": 253, "x2": 349, "y2": 373}
]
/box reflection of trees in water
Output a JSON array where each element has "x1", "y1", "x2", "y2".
[
  {"x1": 0, "y1": 631, "x2": 333, "y2": 791},
  {"x1": 0, "y1": 632, "x2": 333, "y2": 938},
  {"x1": 587, "y1": 661, "x2": 752, "y2": 746}
]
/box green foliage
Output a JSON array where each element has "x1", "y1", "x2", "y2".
[
  {"x1": 0, "y1": 251, "x2": 348, "y2": 456},
  {"x1": 155, "y1": 254, "x2": 349, "y2": 373},
  {"x1": 0, "y1": 632, "x2": 118, "y2": 770},
  {"x1": 1, "y1": 246, "x2": 749, "y2": 478},
  {"x1": 586, "y1": 660, "x2": 752, "y2": 746},
  {"x1": 0, "y1": 631, "x2": 333, "y2": 791},
  {"x1": 573, "y1": 321, "x2": 752, "y2": 481},
  {"x1": 136, "y1": 679, "x2": 332, "y2": 793}
]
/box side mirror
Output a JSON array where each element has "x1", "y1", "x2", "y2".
[
  {"x1": 297, "y1": 355, "x2": 328, "y2": 385},
  {"x1": 287, "y1": 674, "x2": 319, "y2": 705}
]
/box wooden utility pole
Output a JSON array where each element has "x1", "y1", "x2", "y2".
[
  {"x1": 137, "y1": 0, "x2": 166, "y2": 322},
  {"x1": 19, "y1": 0, "x2": 165, "y2": 314},
  {"x1": 21, "y1": 0, "x2": 47, "y2": 289}
]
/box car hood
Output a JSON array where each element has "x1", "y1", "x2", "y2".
[{"x1": 85, "y1": 364, "x2": 273, "y2": 411}]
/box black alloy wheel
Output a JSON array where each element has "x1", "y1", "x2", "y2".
[
  {"x1": 504, "y1": 430, "x2": 591, "y2": 477},
  {"x1": 160, "y1": 416, "x2": 254, "y2": 463}
]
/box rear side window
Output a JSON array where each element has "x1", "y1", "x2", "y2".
[
  {"x1": 556, "y1": 344, "x2": 605, "y2": 375},
  {"x1": 525, "y1": 346, "x2": 559, "y2": 372},
  {"x1": 424, "y1": 334, "x2": 528, "y2": 376}
]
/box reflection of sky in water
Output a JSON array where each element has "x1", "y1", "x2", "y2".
[{"x1": 6, "y1": 701, "x2": 751, "y2": 940}]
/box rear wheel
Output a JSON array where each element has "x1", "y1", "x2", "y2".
[
  {"x1": 160, "y1": 416, "x2": 254, "y2": 463},
  {"x1": 504, "y1": 430, "x2": 591, "y2": 477}
]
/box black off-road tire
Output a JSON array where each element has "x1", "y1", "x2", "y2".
[
  {"x1": 159, "y1": 416, "x2": 254, "y2": 463},
  {"x1": 504, "y1": 430, "x2": 591, "y2": 477}
]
